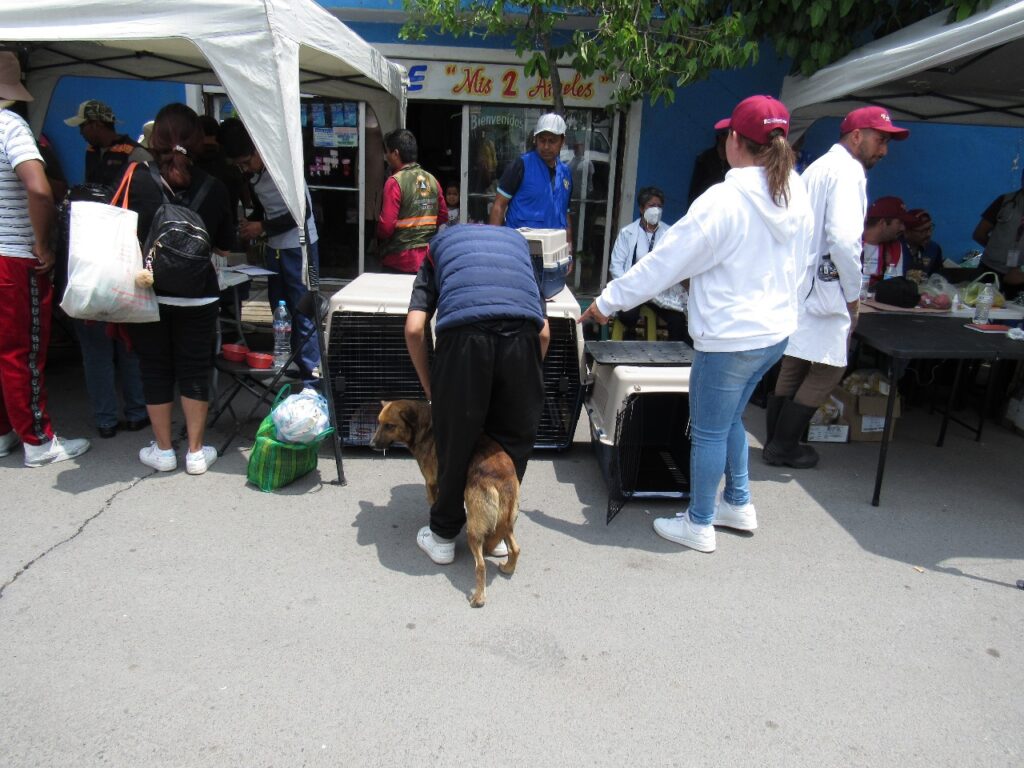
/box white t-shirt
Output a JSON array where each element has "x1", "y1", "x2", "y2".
[{"x1": 0, "y1": 109, "x2": 44, "y2": 260}]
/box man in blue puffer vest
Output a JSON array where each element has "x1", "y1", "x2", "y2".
[
  {"x1": 489, "y1": 113, "x2": 574, "y2": 258},
  {"x1": 405, "y1": 224, "x2": 551, "y2": 565}
]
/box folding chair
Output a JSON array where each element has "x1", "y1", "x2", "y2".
[{"x1": 209, "y1": 290, "x2": 346, "y2": 484}]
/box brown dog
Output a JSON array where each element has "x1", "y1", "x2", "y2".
[{"x1": 371, "y1": 399, "x2": 520, "y2": 607}]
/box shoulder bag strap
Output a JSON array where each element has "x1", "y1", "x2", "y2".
[{"x1": 110, "y1": 162, "x2": 139, "y2": 209}]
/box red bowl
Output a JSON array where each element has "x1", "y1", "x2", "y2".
[
  {"x1": 221, "y1": 343, "x2": 249, "y2": 362},
  {"x1": 246, "y1": 351, "x2": 274, "y2": 369}
]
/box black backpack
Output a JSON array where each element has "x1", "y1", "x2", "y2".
[{"x1": 142, "y1": 164, "x2": 214, "y2": 298}]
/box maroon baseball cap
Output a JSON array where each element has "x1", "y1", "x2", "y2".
[
  {"x1": 714, "y1": 117, "x2": 730, "y2": 131},
  {"x1": 729, "y1": 95, "x2": 790, "y2": 144},
  {"x1": 867, "y1": 196, "x2": 913, "y2": 221},
  {"x1": 840, "y1": 106, "x2": 909, "y2": 139},
  {"x1": 906, "y1": 208, "x2": 933, "y2": 229}
]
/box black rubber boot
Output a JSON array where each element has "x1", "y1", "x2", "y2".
[
  {"x1": 762, "y1": 400, "x2": 820, "y2": 469},
  {"x1": 764, "y1": 394, "x2": 786, "y2": 447}
]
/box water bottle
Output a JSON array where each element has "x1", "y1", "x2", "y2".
[
  {"x1": 273, "y1": 300, "x2": 292, "y2": 368},
  {"x1": 883, "y1": 261, "x2": 900, "y2": 280},
  {"x1": 972, "y1": 284, "x2": 994, "y2": 325},
  {"x1": 860, "y1": 273, "x2": 872, "y2": 301},
  {"x1": 817, "y1": 254, "x2": 839, "y2": 282},
  {"x1": 951, "y1": 291, "x2": 962, "y2": 312}
]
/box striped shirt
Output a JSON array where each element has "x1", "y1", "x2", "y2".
[{"x1": 0, "y1": 109, "x2": 43, "y2": 259}]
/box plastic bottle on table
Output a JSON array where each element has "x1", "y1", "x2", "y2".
[
  {"x1": 972, "y1": 284, "x2": 994, "y2": 325},
  {"x1": 273, "y1": 300, "x2": 292, "y2": 368},
  {"x1": 951, "y1": 291, "x2": 962, "y2": 312}
]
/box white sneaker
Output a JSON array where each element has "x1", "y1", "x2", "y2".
[
  {"x1": 0, "y1": 430, "x2": 19, "y2": 457},
  {"x1": 139, "y1": 442, "x2": 177, "y2": 472},
  {"x1": 488, "y1": 540, "x2": 509, "y2": 558},
  {"x1": 185, "y1": 446, "x2": 218, "y2": 475},
  {"x1": 23, "y1": 435, "x2": 91, "y2": 467},
  {"x1": 713, "y1": 491, "x2": 758, "y2": 531},
  {"x1": 417, "y1": 525, "x2": 455, "y2": 565},
  {"x1": 653, "y1": 511, "x2": 716, "y2": 552}
]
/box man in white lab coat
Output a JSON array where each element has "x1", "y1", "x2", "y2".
[{"x1": 763, "y1": 106, "x2": 909, "y2": 469}]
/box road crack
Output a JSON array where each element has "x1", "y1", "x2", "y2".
[{"x1": 0, "y1": 473, "x2": 151, "y2": 601}]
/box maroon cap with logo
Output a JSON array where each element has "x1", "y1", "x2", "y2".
[
  {"x1": 729, "y1": 95, "x2": 790, "y2": 144},
  {"x1": 714, "y1": 117, "x2": 730, "y2": 132},
  {"x1": 840, "y1": 106, "x2": 910, "y2": 140},
  {"x1": 867, "y1": 195, "x2": 914, "y2": 221},
  {"x1": 906, "y1": 208, "x2": 933, "y2": 229}
]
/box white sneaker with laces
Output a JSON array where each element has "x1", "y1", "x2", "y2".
[
  {"x1": 417, "y1": 525, "x2": 455, "y2": 564},
  {"x1": 653, "y1": 510, "x2": 716, "y2": 552},
  {"x1": 23, "y1": 435, "x2": 91, "y2": 467},
  {"x1": 713, "y1": 491, "x2": 758, "y2": 531},
  {"x1": 488, "y1": 540, "x2": 509, "y2": 558},
  {"x1": 185, "y1": 446, "x2": 218, "y2": 475},
  {"x1": 0, "y1": 430, "x2": 19, "y2": 457},
  {"x1": 139, "y1": 442, "x2": 177, "y2": 472}
]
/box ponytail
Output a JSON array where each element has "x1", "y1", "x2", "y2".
[
  {"x1": 148, "y1": 103, "x2": 203, "y2": 190},
  {"x1": 738, "y1": 130, "x2": 796, "y2": 207}
]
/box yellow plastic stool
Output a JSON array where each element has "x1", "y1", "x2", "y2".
[{"x1": 611, "y1": 305, "x2": 658, "y2": 341}]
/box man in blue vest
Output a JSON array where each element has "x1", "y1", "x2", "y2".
[
  {"x1": 489, "y1": 113, "x2": 574, "y2": 258},
  {"x1": 405, "y1": 225, "x2": 550, "y2": 565}
]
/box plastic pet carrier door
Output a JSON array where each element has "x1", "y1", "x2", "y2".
[
  {"x1": 584, "y1": 341, "x2": 693, "y2": 523},
  {"x1": 325, "y1": 274, "x2": 428, "y2": 445}
]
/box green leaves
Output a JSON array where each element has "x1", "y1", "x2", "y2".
[{"x1": 398, "y1": 0, "x2": 990, "y2": 108}]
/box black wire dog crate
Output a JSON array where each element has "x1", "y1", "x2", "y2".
[
  {"x1": 584, "y1": 341, "x2": 694, "y2": 523},
  {"x1": 325, "y1": 274, "x2": 427, "y2": 445},
  {"x1": 536, "y1": 285, "x2": 585, "y2": 450}
]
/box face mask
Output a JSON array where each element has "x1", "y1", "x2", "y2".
[{"x1": 643, "y1": 206, "x2": 662, "y2": 226}]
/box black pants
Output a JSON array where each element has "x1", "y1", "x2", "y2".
[
  {"x1": 127, "y1": 302, "x2": 218, "y2": 403},
  {"x1": 429, "y1": 321, "x2": 544, "y2": 540}
]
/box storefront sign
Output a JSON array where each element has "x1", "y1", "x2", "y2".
[{"x1": 398, "y1": 59, "x2": 615, "y2": 106}]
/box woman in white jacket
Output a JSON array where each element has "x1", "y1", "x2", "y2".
[{"x1": 580, "y1": 95, "x2": 814, "y2": 553}]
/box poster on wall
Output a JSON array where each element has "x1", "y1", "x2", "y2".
[{"x1": 305, "y1": 100, "x2": 359, "y2": 187}]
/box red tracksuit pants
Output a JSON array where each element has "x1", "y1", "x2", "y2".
[{"x1": 0, "y1": 254, "x2": 54, "y2": 446}]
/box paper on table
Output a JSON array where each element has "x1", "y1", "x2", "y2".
[{"x1": 228, "y1": 265, "x2": 278, "y2": 277}]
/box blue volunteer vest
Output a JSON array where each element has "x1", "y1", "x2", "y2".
[
  {"x1": 431, "y1": 225, "x2": 545, "y2": 333},
  {"x1": 504, "y1": 151, "x2": 572, "y2": 230}
]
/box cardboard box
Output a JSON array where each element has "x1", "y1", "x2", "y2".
[
  {"x1": 830, "y1": 386, "x2": 900, "y2": 442},
  {"x1": 807, "y1": 423, "x2": 850, "y2": 442}
]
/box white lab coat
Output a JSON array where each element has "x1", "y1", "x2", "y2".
[
  {"x1": 785, "y1": 144, "x2": 867, "y2": 367},
  {"x1": 609, "y1": 218, "x2": 686, "y2": 310}
]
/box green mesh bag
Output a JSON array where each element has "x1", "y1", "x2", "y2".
[{"x1": 246, "y1": 386, "x2": 334, "y2": 492}]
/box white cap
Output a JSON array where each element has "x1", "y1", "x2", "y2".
[{"x1": 534, "y1": 113, "x2": 566, "y2": 137}]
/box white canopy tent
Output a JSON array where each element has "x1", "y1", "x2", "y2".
[
  {"x1": 780, "y1": 0, "x2": 1024, "y2": 132},
  {"x1": 1, "y1": 0, "x2": 407, "y2": 228}
]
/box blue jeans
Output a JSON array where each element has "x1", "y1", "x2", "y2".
[
  {"x1": 74, "y1": 319, "x2": 147, "y2": 428},
  {"x1": 265, "y1": 242, "x2": 321, "y2": 383},
  {"x1": 688, "y1": 339, "x2": 788, "y2": 525}
]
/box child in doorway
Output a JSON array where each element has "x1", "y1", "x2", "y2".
[{"x1": 444, "y1": 181, "x2": 460, "y2": 225}]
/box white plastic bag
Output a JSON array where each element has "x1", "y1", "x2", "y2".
[
  {"x1": 61, "y1": 165, "x2": 159, "y2": 323},
  {"x1": 271, "y1": 387, "x2": 330, "y2": 444}
]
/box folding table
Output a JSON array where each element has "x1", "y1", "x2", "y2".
[{"x1": 852, "y1": 314, "x2": 1024, "y2": 505}]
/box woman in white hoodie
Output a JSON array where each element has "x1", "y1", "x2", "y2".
[{"x1": 580, "y1": 95, "x2": 814, "y2": 553}]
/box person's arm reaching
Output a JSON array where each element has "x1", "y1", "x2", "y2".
[
  {"x1": 405, "y1": 309, "x2": 432, "y2": 400},
  {"x1": 489, "y1": 192, "x2": 509, "y2": 226}
]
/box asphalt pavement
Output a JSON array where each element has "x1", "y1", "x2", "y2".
[{"x1": 1, "y1": 362, "x2": 1021, "y2": 767}]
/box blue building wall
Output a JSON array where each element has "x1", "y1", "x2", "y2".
[
  {"x1": 801, "y1": 118, "x2": 1024, "y2": 261},
  {"x1": 635, "y1": 55, "x2": 794, "y2": 224},
  {"x1": 41, "y1": 76, "x2": 186, "y2": 187}
]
